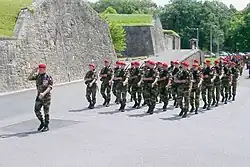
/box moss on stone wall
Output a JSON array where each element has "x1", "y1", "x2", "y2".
[
  {"x1": 0, "y1": 0, "x2": 32, "y2": 37},
  {"x1": 106, "y1": 14, "x2": 153, "y2": 26},
  {"x1": 163, "y1": 29, "x2": 180, "y2": 37}
]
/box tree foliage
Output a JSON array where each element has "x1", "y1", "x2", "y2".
[{"x1": 101, "y1": 7, "x2": 126, "y2": 53}]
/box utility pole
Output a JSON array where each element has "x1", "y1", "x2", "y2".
[
  {"x1": 196, "y1": 28, "x2": 199, "y2": 49},
  {"x1": 210, "y1": 27, "x2": 213, "y2": 55}
]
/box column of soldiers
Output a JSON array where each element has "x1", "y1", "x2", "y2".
[{"x1": 84, "y1": 57, "x2": 243, "y2": 117}]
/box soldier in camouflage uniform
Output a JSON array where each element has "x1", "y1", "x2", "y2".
[
  {"x1": 211, "y1": 60, "x2": 223, "y2": 107},
  {"x1": 158, "y1": 63, "x2": 172, "y2": 111},
  {"x1": 139, "y1": 60, "x2": 159, "y2": 114},
  {"x1": 220, "y1": 61, "x2": 232, "y2": 104},
  {"x1": 112, "y1": 61, "x2": 120, "y2": 104},
  {"x1": 156, "y1": 62, "x2": 163, "y2": 103},
  {"x1": 28, "y1": 63, "x2": 53, "y2": 132},
  {"x1": 190, "y1": 63, "x2": 202, "y2": 114},
  {"x1": 230, "y1": 62, "x2": 240, "y2": 101},
  {"x1": 112, "y1": 61, "x2": 129, "y2": 112},
  {"x1": 129, "y1": 61, "x2": 143, "y2": 109},
  {"x1": 127, "y1": 63, "x2": 134, "y2": 102},
  {"x1": 84, "y1": 64, "x2": 98, "y2": 109},
  {"x1": 99, "y1": 59, "x2": 113, "y2": 107},
  {"x1": 175, "y1": 61, "x2": 192, "y2": 118},
  {"x1": 168, "y1": 61, "x2": 175, "y2": 100},
  {"x1": 171, "y1": 61, "x2": 180, "y2": 107},
  {"x1": 201, "y1": 60, "x2": 216, "y2": 110}
]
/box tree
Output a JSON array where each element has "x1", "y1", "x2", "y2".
[{"x1": 101, "y1": 7, "x2": 126, "y2": 53}]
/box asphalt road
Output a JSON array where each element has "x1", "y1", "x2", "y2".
[{"x1": 0, "y1": 71, "x2": 250, "y2": 167}]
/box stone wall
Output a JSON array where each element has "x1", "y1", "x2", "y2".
[
  {"x1": 164, "y1": 34, "x2": 181, "y2": 50},
  {"x1": 182, "y1": 50, "x2": 205, "y2": 65},
  {"x1": 0, "y1": 0, "x2": 115, "y2": 93},
  {"x1": 122, "y1": 26, "x2": 154, "y2": 57}
]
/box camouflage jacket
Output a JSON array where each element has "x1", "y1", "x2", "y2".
[
  {"x1": 129, "y1": 67, "x2": 142, "y2": 85},
  {"x1": 231, "y1": 67, "x2": 239, "y2": 82},
  {"x1": 201, "y1": 67, "x2": 214, "y2": 84},
  {"x1": 158, "y1": 69, "x2": 171, "y2": 86},
  {"x1": 28, "y1": 73, "x2": 53, "y2": 97},
  {"x1": 100, "y1": 66, "x2": 113, "y2": 84},
  {"x1": 191, "y1": 70, "x2": 202, "y2": 87},
  {"x1": 212, "y1": 66, "x2": 223, "y2": 83},
  {"x1": 84, "y1": 70, "x2": 97, "y2": 85},
  {"x1": 114, "y1": 68, "x2": 128, "y2": 83},
  {"x1": 221, "y1": 67, "x2": 231, "y2": 83},
  {"x1": 175, "y1": 69, "x2": 192, "y2": 89},
  {"x1": 143, "y1": 68, "x2": 158, "y2": 84}
]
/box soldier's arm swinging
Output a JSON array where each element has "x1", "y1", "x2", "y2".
[{"x1": 27, "y1": 67, "x2": 38, "y2": 80}]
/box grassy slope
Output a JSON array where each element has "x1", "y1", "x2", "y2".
[
  {"x1": 0, "y1": 0, "x2": 32, "y2": 36},
  {"x1": 106, "y1": 14, "x2": 153, "y2": 26}
]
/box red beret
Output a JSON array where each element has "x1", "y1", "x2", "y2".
[
  {"x1": 131, "y1": 62, "x2": 135, "y2": 65},
  {"x1": 181, "y1": 61, "x2": 189, "y2": 67},
  {"x1": 194, "y1": 59, "x2": 199, "y2": 63},
  {"x1": 174, "y1": 61, "x2": 179, "y2": 65},
  {"x1": 119, "y1": 61, "x2": 126, "y2": 65},
  {"x1": 162, "y1": 63, "x2": 168, "y2": 67},
  {"x1": 115, "y1": 61, "x2": 120, "y2": 64},
  {"x1": 214, "y1": 60, "x2": 219, "y2": 64},
  {"x1": 89, "y1": 63, "x2": 95, "y2": 68},
  {"x1": 104, "y1": 59, "x2": 109, "y2": 63},
  {"x1": 157, "y1": 62, "x2": 162, "y2": 65},
  {"x1": 148, "y1": 60, "x2": 155, "y2": 66},
  {"x1": 134, "y1": 61, "x2": 140, "y2": 66},
  {"x1": 192, "y1": 63, "x2": 198, "y2": 67},
  {"x1": 206, "y1": 60, "x2": 211, "y2": 63},
  {"x1": 223, "y1": 61, "x2": 228, "y2": 64},
  {"x1": 38, "y1": 64, "x2": 46, "y2": 68}
]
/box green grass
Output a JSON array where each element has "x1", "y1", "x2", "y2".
[
  {"x1": 0, "y1": 0, "x2": 32, "y2": 37},
  {"x1": 106, "y1": 14, "x2": 153, "y2": 26},
  {"x1": 163, "y1": 29, "x2": 180, "y2": 37}
]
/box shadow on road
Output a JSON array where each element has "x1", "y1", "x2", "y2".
[
  {"x1": 0, "y1": 130, "x2": 41, "y2": 139},
  {"x1": 68, "y1": 104, "x2": 116, "y2": 112}
]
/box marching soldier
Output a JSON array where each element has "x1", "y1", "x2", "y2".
[
  {"x1": 171, "y1": 61, "x2": 180, "y2": 107},
  {"x1": 139, "y1": 60, "x2": 159, "y2": 114},
  {"x1": 190, "y1": 63, "x2": 203, "y2": 114},
  {"x1": 130, "y1": 61, "x2": 143, "y2": 109},
  {"x1": 28, "y1": 63, "x2": 53, "y2": 132},
  {"x1": 156, "y1": 62, "x2": 163, "y2": 103},
  {"x1": 201, "y1": 60, "x2": 216, "y2": 110},
  {"x1": 84, "y1": 64, "x2": 98, "y2": 109},
  {"x1": 230, "y1": 62, "x2": 240, "y2": 101},
  {"x1": 99, "y1": 59, "x2": 113, "y2": 107},
  {"x1": 168, "y1": 61, "x2": 175, "y2": 100},
  {"x1": 158, "y1": 63, "x2": 172, "y2": 111},
  {"x1": 212, "y1": 60, "x2": 223, "y2": 107},
  {"x1": 112, "y1": 61, "x2": 129, "y2": 112},
  {"x1": 221, "y1": 61, "x2": 232, "y2": 104},
  {"x1": 128, "y1": 62, "x2": 134, "y2": 102},
  {"x1": 175, "y1": 61, "x2": 192, "y2": 118},
  {"x1": 112, "y1": 61, "x2": 120, "y2": 104}
]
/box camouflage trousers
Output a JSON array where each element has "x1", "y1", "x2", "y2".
[
  {"x1": 131, "y1": 84, "x2": 142, "y2": 104},
  {"x1": 86, "y1": 83, "x2": 97, "y2": 104},
  {"x1": 171, "y1": 84, "x2": 178, "y2": 101},
  {"x1": 190, "y1": 87, "x2": 201, "y2": 108},
  {"x1": 116, "y1": 82, "x2": 128, "y2": 105},
  {"x1": 176, "y1": 86, "x2": 190, "y2": 110},
  {"x1": 112, "y1": 81, "x2": 118, "y2": 98},
  {"x1": 100, "y1": 82, "x2": 111, "y2": 102},
  {"x1": 201, "y1": 84, "x2": 213, "y2": 105},
  {"x1": 220, "y1": 82, "x2": 229, "y2": 100},
  {"x1": 34, "y1": 96, "x2": 51, "y2": 125},
  {"x1": 229, "y1": 81, "x2": 237, "y2": 97},
  {"x1": 212, "y1": 83, "x2": 221, "y2": 103},
  {"x1": 159, "y1": 85, "x2": 169, "y2": 106},
  {"x1": 143, "y1": 83, "x2": 157, "y2": 107}
]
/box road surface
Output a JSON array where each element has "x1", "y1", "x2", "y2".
[{"x1": 0, "y1": 71, "x2": 250, "y2": 167}]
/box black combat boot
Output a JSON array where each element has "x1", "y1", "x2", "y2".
[
  {"x1": 179, "y1": 108, "x2": 184, "y2": 116},
  {"x1": 215, "y1": 102, "x2": 219, "y2": 107},
  {"x1": 120, "y1": 103, "x2": 126, "y2": 112},
  {"x1": 89, "y1": 102, "x2": 95, "y2": 109},
  {"x1": 136, "y1": 100, "x2": 141, "y2": 109},
  {"x1": 228, "y1": 95, "x2": 232, "y2": 100},
  {"x1": 212, "y1": 100, "x2": 216, "y2": 106},
  {"x1": 106, "y1": 99, "x2": 110, "y2": 107},
  {"x1": 190, "y1": 106, "x2": 195, "y2": 113},
  {"x1": 163, "y1": 103, "x2": 167, "y2": 111},
  {"x1": 103, "y1": 98, "x2": 107, "y2": 106},
  {"x1": 42, "y1": 116, "x2": 49, "y2": 132},
  {"x1": 115, "y1": 98, "x2": 119, "y2": 104},
  {"x1": 88, "y1": 102, "x2": 92, "y2": 109},
  {"x1": 132, "y1": 101, "x2": 138, "y2": 108},
  {"x1": 37, "y1": 119, "x2": 44, "y2": 131},
  {"x1": 224, "y1": 98, "x2": 227, "y2": 104},
  {"x1": 203, "y1": 103, "x2": 207, "y2": 109},
  {"x1": 182, "y1": 109, "x2": 188, "y2": 118},
  {"x1": 195, "y1": 108, "x2": 198, "y2": 114},
  {"x1": 148, "y1": 105, "x2": 154, "y2": 115},
  {"x1": 221, "y1": 97, "x2": 224, "y2": 102},
  {"x1": 42, "y1": 124, "x2": 49, "y2": 132},
  {"x1": 207, "y1": 104, "x2": 211, "y2": 110},
  {"x1": 232, "y1": 96, "x2": 235, "y2": 101},
  {"x1": 146, "y1": 106, "x2": 151, "y2": 114}
]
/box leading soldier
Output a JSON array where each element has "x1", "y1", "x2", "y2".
[
  {"x1": 112, "y1": 61, "x2": 120, "y2": 104},
  {"x1": 28, "y1": 64, "x2": 53, "y2": 132},
  {"x1": 230, "y1": 62, "x2": 240, "y2": 101},
  {"x1": 84, "y1": 64, "x2": 98, "y2": 109},
  {"x1": 99, "y1": 59, "x2": 113, "y2": 107}
]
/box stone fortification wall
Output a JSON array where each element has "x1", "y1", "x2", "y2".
[{"x1": 0, "y1": 0, "x2": 115, "y2": 93}]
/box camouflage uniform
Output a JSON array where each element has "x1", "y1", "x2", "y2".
[
  {"x1": 158, "y1": 67, "x2": 171, "y2": 111},
  {"x1": 127, "y1": 67, "x2": 134, "y2": 102},
  {"x1": 230, "y1": 66, "x2": 239, "y2": 101},
  {"x1": 84, "y1": 70, "x2": 98, "y2": 109},
  {"x1": 114, "y1": 68, "x2": 129, "y2": 112},
  {"x1": 168, "y1": 64, "x2": 174, "y2": 99},
  {"x1": 112, "y1": 67, "x2": 119, "y2": 103},
  {"x1": 220, "y1": 66, "x2": 232, "y2": 104},
  {"x1": 171, "y1": 67, "x2": 180, "y2": 107},
  {"x1": 129, "y1": 67, "x2": 142, "y2": 108},
  {"x1": 142, "y1": 67, "x2": 159, "y2": 114},
  {"x1": 175, "y1": 68, "x2": 192, "y2": 117},
  {"x1": 201, "y1": 66, "x2": 215, "y2": 110},
  {"x1": 28, "y1": 73, "x2": 53, "y2": 131},
  {"x1": 190, "y1": 68, "x2": 202, "y2": 113},
  {"x1": 100, "y1": 66, "x2": 113, "y2": 106},
  {"x1": 212, "y1": 65, "x2": 222, "y2": 106}
]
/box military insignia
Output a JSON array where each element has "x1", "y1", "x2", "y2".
[{"x1": 43, "y1": 79, "x2": 49, "y2": 86}]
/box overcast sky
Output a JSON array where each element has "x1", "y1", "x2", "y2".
[{"x1": 88, "y1": 0, "x2": 249, "y2": 10}]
